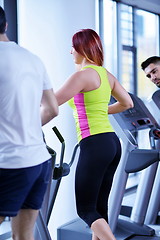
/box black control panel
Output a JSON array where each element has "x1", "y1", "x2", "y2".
[{"x1": 109, "y1": 93, "x2": 158, "y2": 132}]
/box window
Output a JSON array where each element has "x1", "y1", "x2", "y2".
[
  {"x1": 99, "y1": 0, "x2": 159, "y2": 99},
  {"x1": 99, "y1": 0, "x2": 117, "y2": 75},
  {"x1": 120, "y1": 4, "x2": 136, "y2": 93},
  {"x1": 136, "y1": 10, "x2": 159, "y2": 98}
]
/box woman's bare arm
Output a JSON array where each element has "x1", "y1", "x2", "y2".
[{"x1": 108, "y1": 71, "x2": 134, "y2": 114}]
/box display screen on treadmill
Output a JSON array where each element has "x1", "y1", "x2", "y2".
[
  {"x1": 109, "y1": 93, "x2": 155, "y2": 131},
  {"x1": 110, "y1": 95, "x2": 148, "y2": 119}
]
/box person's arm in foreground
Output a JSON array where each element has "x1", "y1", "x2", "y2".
[
  {"x1": 108, "y1": 71, "x2": 134, "y2": 114},
  {"x1": 41, "y1": 89, "x2": 59, "y2": 125}
]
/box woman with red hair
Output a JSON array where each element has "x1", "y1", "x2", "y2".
[{"x1": 56, "y1": 29, "x2": 133, "y2": 240}]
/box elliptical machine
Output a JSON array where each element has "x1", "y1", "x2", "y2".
[{"x1": 35, "y1": 126, "x2": 78, "y2": 240}]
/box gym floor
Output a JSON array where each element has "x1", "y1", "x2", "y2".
[{"x1": 0, "y1": 219, "x2": 11, "y2": 240}]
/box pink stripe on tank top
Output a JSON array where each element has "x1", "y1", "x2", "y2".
[{"x1": 74, "y1": 93, "x2": 90, "y2": 139}]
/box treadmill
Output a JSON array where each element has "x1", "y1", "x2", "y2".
[
  {"x1": 57, "y1": 93, "x2": 160, "y2": 240},
  {"x1": 144, "y1": 90, "x2": 160, "y2": 228}
]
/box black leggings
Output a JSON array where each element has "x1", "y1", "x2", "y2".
[{"x1": 75, "y1": 132, "x2": 121, "y2": 227}]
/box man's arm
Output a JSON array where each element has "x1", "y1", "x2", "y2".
[{"x1": 40, "y1": 89, "x2": 58, "y2": 126}]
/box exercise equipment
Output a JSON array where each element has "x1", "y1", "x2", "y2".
[
  {"x1": 35, "y1": 126, "x2": 79, "y2": 240},
  {"x1": 34, "y1": 139, "x2": 56, "y2": 240},
  {"x1": 34, "y1": 126, "x2": 74, "y2": 240},
  {"x1": 57, "y1": 93, "x2": 160, "y2": 240},
  {"x1": 144, "y1": 90, "x2": 160, "y2": 227},
  {"x1": 109, "y1": 93, "x2": 160, "y2": 239}
]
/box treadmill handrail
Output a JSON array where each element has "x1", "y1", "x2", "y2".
[
  {"x1": 125, "y1": 149, "x2": 160, "y2": 173},
  {"x1": 52, "y1": 126, "x2": 65, "y2": 167}
]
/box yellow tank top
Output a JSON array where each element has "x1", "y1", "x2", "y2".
[{"x1": 68, "y1": 65, "x2": 114, "y2": 142}]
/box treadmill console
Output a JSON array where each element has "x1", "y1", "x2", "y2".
[{"x1": 109, "y1": 93, "x2": 158, "y2": 132}]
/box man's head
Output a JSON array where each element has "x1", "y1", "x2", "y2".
[
  {"x1": 0, "y1": 6, "x2": 7, "y2": 34},
  {"x1": 141, "y1": 56, "x2": 160, "y2": 88}
]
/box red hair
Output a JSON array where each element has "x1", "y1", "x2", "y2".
[{"x1": 72, "y1": 29, "x2": 104, "y2": 66}]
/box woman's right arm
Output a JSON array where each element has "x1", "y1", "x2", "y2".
[{"x1": 108, "y1": 71, "x2": 134, "y2": 114}]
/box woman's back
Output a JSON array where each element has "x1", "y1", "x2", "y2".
[{"x1": 68, "y1": 65, "x2": 114, "y2": 142}]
